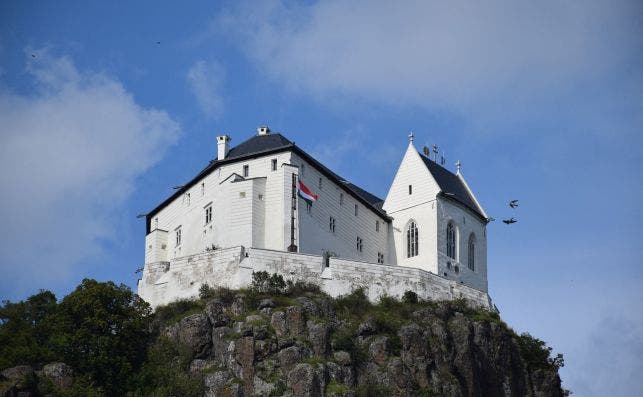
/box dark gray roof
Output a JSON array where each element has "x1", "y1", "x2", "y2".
[
  {"x1": 147, "y1": 133, "x2": 389, "y2": 232},
  {"x1": 419, "y1": 154, "x2": 486, "y2": 220}
]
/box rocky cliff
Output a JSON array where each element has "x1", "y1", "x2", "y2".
[{"x1": 0, "y1": 281, "x2": 567, "y2": 397}]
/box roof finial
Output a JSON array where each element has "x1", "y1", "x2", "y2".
[
  {"x1": 408, "y1": 132, "x2": 414, "y2": 143},
  {"x1": 433, "y1": 144, "x2": 438, "y2": 162},
  {"x1": 456, "y1": 160, "x2": 461, "y2": 174}
]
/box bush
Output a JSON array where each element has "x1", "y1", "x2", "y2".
[
  {"x1": 334, "y1": 288, "x2": 371, "y2": 318},
  {"x1": 153, "y1": 299, "x2": 204, "y2": 328},
  {"x1": 251, "y1": 271, "x2": 288, "y2": 294},
  {"x1": 198, "y1": 284, "x2": 216, "y2": 300},
  {"x1": 516, "y1": 332, "x2": 564, "y2": 371},
  {"x1": 402, "y1": 290, "x2": 419, "y2": 304}
]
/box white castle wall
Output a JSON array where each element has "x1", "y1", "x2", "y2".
[{"x1": 137, "y1": 246, "x2": 493, "y2": 310}]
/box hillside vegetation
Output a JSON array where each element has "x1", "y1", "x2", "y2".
[{"x1": 0, "y1": 274, "x2": 568, "y2": 396}]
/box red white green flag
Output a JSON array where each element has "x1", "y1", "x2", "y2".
[{"x1": 297, "y1": 180, "x2": 318, "y2": 203}]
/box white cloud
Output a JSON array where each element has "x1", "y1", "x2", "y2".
[
  {"x1": 0, "y1": 49, "x2": 180, "y2": 295},
  {"x1": 186, "y1": 60, "x2": 225, "y2": 119},
  {"x1": 216, "y1": 0, "x2": 641, "y2": 121}
]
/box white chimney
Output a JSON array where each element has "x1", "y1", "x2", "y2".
[
  {"x1": 257, "y1": 125, "x2": 270, "y2": 136},
  {"x1": 217, "y1": 135, "x2": 231, "y2": 160}
]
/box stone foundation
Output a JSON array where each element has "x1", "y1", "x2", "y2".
[{"x1": 138, "y1": 246, "x2": 494, "y2": 309}]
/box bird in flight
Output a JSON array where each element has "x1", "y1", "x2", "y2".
[
  {"x1": 509, "y1": 200, "x2": 519, "y2": 208},
  {"x1": 31, "y1": 54, "x2": 36, "y2": 58},
  {"x1": 156, "y1": 41, "x2": 161, "y2": 44},
  {"x1": 503, "y1": 217, "x2": 517, "y2": 224}
]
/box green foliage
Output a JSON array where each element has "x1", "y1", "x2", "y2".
[
  {"x1": 402, "y1": 290, "x2": 419, "y2": 304},
  {"x1": 326, "y1": 381, "x2": 351, "y2": 395},
  {"x1": 51, "y1": 279, "x2": 153, "y2": 396},
  {"x1": 334, "y1": 288, "x2": 371, "y2": 318},
  {"x1": 153, "y1": 299, "x2": 204, "y2": 328},
  {"x1": 126, "y1": 337, "x2": 204, "y2": 397},
  {"x1": 199, "y1": 283, "x2": 216, "y2": 300},
  {"x1": 516, "y1": 332, "x2": 565, "y2": 371},
  {"x1": 355, "y1": 382, "x2": 391, "y2": 397},
  {"x1": 251, "y1": 271, "x2": 288, "y2": 294},
  {"x1": 0, "y1": 289, "x2": 58, "y2": 369}
]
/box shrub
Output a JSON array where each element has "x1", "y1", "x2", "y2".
[
  {"x1": 153, "y1": 299, "x2": 204, "y2": 328},
  {"x1": 402, "y1": 290, "x2": 419, "y2": 304},
  {"x1": 516, "y1": 332, "x2": 564, "y2": 371},
  {"x1": 199, "y1": 284, "x2": 216, "y2": 300},
  {"x1": 251, "y1": 271, "x2": 288, "y2": 294},
  {"x1": 334, "y1": 288, "x2": 371, "y2": 318}
]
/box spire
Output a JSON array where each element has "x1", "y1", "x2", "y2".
[
  {"x1": 455, "y1": 160, "x2": 461, "y2": 174},
  {"x1": 408, "y1": 131, "x2": 414, "y2": 143}
]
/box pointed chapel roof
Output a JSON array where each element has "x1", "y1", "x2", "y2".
[
  {"x1": 146, "y1": 132, "x2": 388, "y2": 233},
  {"x1": 418, "y1": 153, "x2": 487, "y2": 221}
]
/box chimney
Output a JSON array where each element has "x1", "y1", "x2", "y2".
[
  {"x1": 217, "y1": 135, "x2": 231, "y2": 160},
  {"x1": 257, "y1": 125, "x2": 270, "y2": 136}
]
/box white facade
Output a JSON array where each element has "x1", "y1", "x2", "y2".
[{"x1": 140, "y1": 128, "x2": 491, "y2": 305}]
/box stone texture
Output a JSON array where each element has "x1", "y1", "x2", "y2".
[
  {"x1": 287, "y1": 363, "x2": 321, "y2": 397},
  {"x1": 369, "y1": 336, "x2": 389, "y2": 365},
  {"x1": 42, "y1": 362, "x2": 73, "y2": 390},
  {"x1": 278, "y1": 346, "x2": 302, "y2": 372},
  {"x1": 205, "y1": 298, "x2": 231, "y2": 327},
  {"x1": 258, "y1": 298, "x2": 275, "y2": 309},
  {"x1": 285, "y1": 306, "x2": 306, "y2": 337},
  {"x1": 307, "y1": 320, "x2": 330, "y2": 357},
  {"x1": 271, "y1": 311, "x2": 288, "y2": 337},
  {"x1": 164, "y1": 313, "x2": 212, "y2": 359}
]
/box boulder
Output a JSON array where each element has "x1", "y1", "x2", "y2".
[
  {"x1": 307, "y1": 320, "x2": 330, "y2": 357},
  {"x1": 357, "y1": 318, "x2": 376, "y2": 336},
  {"x1": 368, "y1": 336, "x2": 389, "y2": 365},
  {"x1": 295, "y1": 297, "x2": 321, "y2": 317},
  {"x1": 333, "y1": 351, "x2": 352, "y2": 366},
  {"x1": 230, "y1": 294, "x2": 246, "y2": 316},
  {"x1": 278, "y1": 345, "x2": 302, "y2": 372},
  {"x1": 164, "y1": 313, "x2": 212, "y2": 359},
  {"x1": 271, "y1": 311, "x2": 288, "y2": 337},
  {"x1": 258, "y1": 298, "x2": 276, "y2": 310},
  {"x1": 204, "y1": 370, "x2": 237, "y2": 397},
  {"x1": 288, "y1": 363, "x2": 321, "y2": 397},
  {"x1": 205, "y1": 299, "x2": 231, "y2": 327},
  {"x1": 285, "y1": 306, "x2": 306, "y2": 337},
  {"x1": 42, "y1": 362, "x2": 73, "y2": 390}
]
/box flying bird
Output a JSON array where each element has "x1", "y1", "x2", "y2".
[
  {"x1": 509, "y1": 200, "x2": 519, "y2": 208},
  {"x1": 31, "y1": 54, "x2": 36, "y2": 58},
  {"x1": 503, "y1": 217, "x2": 517, "y2": 224},
  {"x1": 156, "y1": 41, "x2": 161, "y2": 44}
]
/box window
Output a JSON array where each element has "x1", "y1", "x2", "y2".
[
  {"x1": 468, "y1": 233, "x2": 476, "y2": 271},
  {"x1": 243, "y1": 165, "x2": 249, "y2": 177},
  {"x1": 153, "y1": 217, "x2": 158, "y2": 229},
  {"x1": 319, "y1": 177, "x2": 323, "y2": 190},
  {"x1": 175, "y1": 227, "x2": 182, "y2": 247},
  {"x1": 377, "y1": 252, "x2": 384, "y2": 264},
  {"x1": 356, "y1": 237, "x2": 363, "y2": 252},
  {"x1": 329, "y1": 216, "x2": 336, "y2": 233},
  {"x1": 354, "y1": 204, "x2": 358, "y2": 216},
  {"x1": 258, "y1": 194, "x2": 264, "y2": 201},
  {"x1": 271, "y1": 158, "x2": 278, "y2": 171},
  {"x1": 301, "y1": 164, "x2": 305, "y2": 176},
  {"x1": 408, "y1": 185, "x2": 413, "y2": 195},
  {"x1": 407, "y1": 221, "x2": 419, "y2": 258},
  {"x1": 340, "y1": 193, "x2": 344, "y2": 206},
  {"x1": 201, "y1": 182, "x2": 205, "y2": 196},
  {"x1": 375, "y1": 220, "x2": 380, "y2": 232},
  {"x1": 239, "y1": 192, "x2": 246, "y2": 198},
  {"x1": 447, "y1": 222, "x2": 456, "y2": 259},
  {"x1": 204, "y1": 205, "x2": 212, "y2": 224}
]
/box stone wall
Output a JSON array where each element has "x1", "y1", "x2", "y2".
[{"x1": 138, "y1": 246, "x2": 493, "y2": 310}]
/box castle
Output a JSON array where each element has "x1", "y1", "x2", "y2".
[{"x1": 138, "y1": 126, "x2": 492, "y2": 308}]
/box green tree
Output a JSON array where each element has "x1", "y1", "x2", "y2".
[
  {"x1": 51, "y1": 279, "x2": 152, "y2": 396},
  {"x1": 0, "y1": 289, "x2": 58, "y2": 369}
]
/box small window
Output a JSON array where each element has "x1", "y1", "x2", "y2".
[
  {"x1": 175, "y1": 227, "x2": 182, "y2": 247},
  {"x1": 447, "y1": 222, "x2": 456, "y2": 259},
  {"x1": 319, "y1": 177, "x2": 323, "y2": 190},
  {"x1": 375, "y1": 220, "x2": 380, "y2": 232},
  {"x1": 258, "y1": 194, "x2": 264, "y2": 201},
  {"x1": 204, "y1": 205, "x2": 212, "y2": 224},
  {"x1": 243, "y1": 165, "x2": 249, "y2": 177},
  {"x1": 239, "y1": 192, "x2": 246, "y2": 198},
  {"x1": 377, "y1": 252, "x2": 384, "y2": 264},
  {"x1": 354, "y1": 204, "x2": 358, "y2": 216},
  {"x1": 407, "y1": 221, "x2": 419, "y2": 258},
  {"x1": 271, "y1": 159, "x2": 278, "y2": 171},
  {"x1": 340, "y1": 193, "x2": 344, "y2": 206},
  {"x1": 356, "y1": 237, "x2": 363, "y2": 252},
  {"x1": 468, "y1": 233, "x2": 476, "y2": 271},
  {"x1": 329, "y1": 216, "x2": 336, "y2": 233},
  {"x1": 408, "y1": 185, "x2": 412, "y2": 195},
  {"x1": 153, "y1": 217, "x2": 159, "y2": 229},
  {"x1": 201, "y1": 182, "x2": 205, "y2": 196}
]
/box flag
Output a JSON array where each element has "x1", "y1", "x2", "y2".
[{"x1": 297, "y1": 180, "x2": 318, "y2": 203}]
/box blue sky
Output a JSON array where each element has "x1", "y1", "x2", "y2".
[{"x1": 1, "y1": 1, "x2": 641, "y2": 394}]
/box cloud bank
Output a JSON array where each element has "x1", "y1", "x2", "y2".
[
  {"x1": 0, "y1": 49, "x2": 180, "y2": 296},
  {"x1": 186, "y1": 60, "x2": 225, "y2": 119},
  {"x1": 216, "y1": 0, "x2": 641, "y2": 122}
]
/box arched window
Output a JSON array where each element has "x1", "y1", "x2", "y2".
[
  {"x1": 468, "y1": 233, "x2": 476, "y2": 271},
  {"x1": 407, "y1": 221, "x2": 419, "y2": 258},
  {"x1": 446, "y1": 222, "x2": 456, "y2": 259}
]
